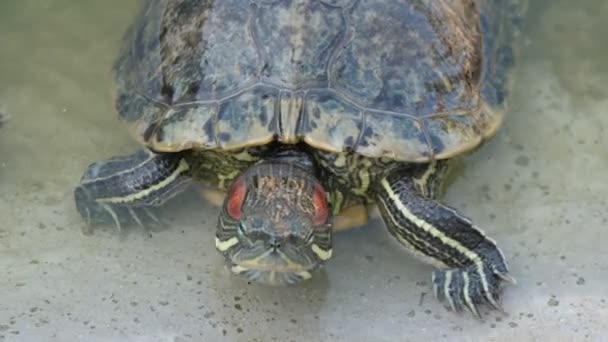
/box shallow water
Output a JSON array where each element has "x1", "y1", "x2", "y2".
[{"x1": 0, "y1": 1, "x2": 607, "y2": 341}]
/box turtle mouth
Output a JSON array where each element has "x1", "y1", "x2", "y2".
[
  {"x1": 215, "y1": 227, "x2": 334, "y2": 285},
  {"x1": 215, "y1": 231, "x2": 334, "y2": 285},
  {"x1": 229, "y1": 263, "x2": 315, "y2": 286},
  {"x1": 228, "y1": 248, "x2": 320, "y2": 285}
]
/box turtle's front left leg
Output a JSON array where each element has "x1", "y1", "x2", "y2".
[
  {"x1": 374, "y1": 161, "x2": 515, "y2": 318},
  {"x1": 74, "y1": 149, "x2": 191, "y2": 232}
]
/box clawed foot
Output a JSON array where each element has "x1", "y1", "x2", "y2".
[
  {"x1": 432, "y1": 262, "x2": 516, "y2": 319},
  {"x1": 75, "y1": 186, "x2": 165, "y2": 234},
  {"x1": 73, "y1": 150, "x2": 191, "y2": 234}
]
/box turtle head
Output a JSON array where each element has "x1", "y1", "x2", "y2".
[{"x1": 215, "y1": 163, "x2": 332, "y2": 285}]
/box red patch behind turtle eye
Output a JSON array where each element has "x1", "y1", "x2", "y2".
[
  {"x1": 226, "y1": 178, "x2": 247, "y2": 220},
  {"x1": 312, "y1": 183, "x2": 329, "y2": 226}
]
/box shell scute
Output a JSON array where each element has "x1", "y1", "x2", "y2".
[
  {"x1": 147, "y1": 103, "x2": 218, "y2": 152},
  {"x1": 301, "y1": 91, "x2": 363, "y2": 151},
  {"x1": 216, "y1": 87, "x2": 280, "y2": 149},
  {"x1": 356, "y1": 112, "x2": 431, "y2": 161}
]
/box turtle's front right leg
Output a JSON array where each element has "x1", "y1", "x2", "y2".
[
  {"x1": 374, "y1": 162, "x2": 516, "y2": 318},
  {"x1": 74, "y1": 149, "x2": 191, "y2": 232}
]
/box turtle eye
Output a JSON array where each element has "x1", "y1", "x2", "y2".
[
  {"x1": 312, "y1": 183, "x2": 329, "y2": 226},
  {"x1": 226, "y1": 178, "x2": 246, "y2": 220}
]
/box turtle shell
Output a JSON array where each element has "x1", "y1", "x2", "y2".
[{"x1": 114, "y1": 0, "x2": 526, "y2": 162}]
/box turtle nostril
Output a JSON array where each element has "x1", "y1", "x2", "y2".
[{"x1": 269, "y1": 239, "x2": 281, "y2": 249}]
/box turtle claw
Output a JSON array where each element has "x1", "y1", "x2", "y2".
[
  {"x1": 139, "y1": 208, "x2": 166, "y2": 232},
  {"x1": 142, "y1": 208, "x2": 163, "y2": 225},
  {"x1": 485, "y1": 291, "x2": 505, "y2": 314},
  {"x1": 464, "y1": 297, "x2": 482, "y2": 320},
  {"x1": 128, "y1": 207, "x2": 145, "y2": 229},
  {"x1": 498, "y1": 272, "x2": 518, "y2": 285},
  {"x1": 126, "y1": 207, "x2": 166, "y2": 232},
  {"x1": 432, "y1": 261, "x2": 515, "y2": 319},
  {"x1": 75, "y1": 186, "x2": 166, "y2": 233}
]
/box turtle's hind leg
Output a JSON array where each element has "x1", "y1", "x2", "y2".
[{"x1": 74, "y1": 149, "x2": 191, "y2": 233}]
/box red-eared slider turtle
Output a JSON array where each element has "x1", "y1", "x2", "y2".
[{"x1": 75, "y1": 0, "x2": 526, "y2": 317}]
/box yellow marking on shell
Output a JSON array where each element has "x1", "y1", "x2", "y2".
[
  {"x1": 380, "y1": 178, "x2": 483, "y2": 265},
  {"x1": 99, "y1": 159, "x2": 190, "y2": 204},
  {"x1": 413, "y1": 161, "x2": 437, "y2": 196},
  {"x1": 303, "y1": 135, "x2": 346, "y2": 154},
  {"x1": 432, "y1": 104, "x2": 505, "y2": 161},
  {"x1": 279, "y1": 91, "x2": 304, "y2": 144},
  {"x1": 215, "y1": 135, "x2": 276, "y2": 151},
  {"x1": 215, "y1": 237, "x2": 239, "y2": 252},
  {"x1": 311, "y1": 244, "x2": 332, "y2": 261},
  {"x1": 479, "y1": 103, "x2": 506, "y2": 140}
]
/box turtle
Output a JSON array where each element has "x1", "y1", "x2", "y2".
[{"x1": 74, "y1": 0, "x2": 526, "y2": 317}]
